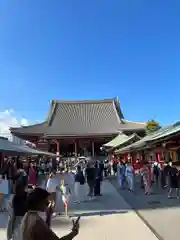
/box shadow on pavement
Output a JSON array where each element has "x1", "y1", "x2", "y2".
[
  {"x1": 109, "y1": 176, "x2": 180, "y2": 211},
  {"x1": 70, "y1": 210, "x2": 127, "y2": 217},
  {"x1": 52, "y1": 217, "x2": 72, "y2": 229},
  {"x1": 52, "y1": 210, "x2": 127, "y2": 229}
]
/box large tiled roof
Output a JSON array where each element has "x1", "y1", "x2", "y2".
[
  {"x1": 45, "y1": 99, "x2": 124, "y2": 137},
  {"x1": 10, "y1": 98, "x2": 146, "y2": 138}
]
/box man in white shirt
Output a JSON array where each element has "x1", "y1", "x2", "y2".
[
  {"x1": 46, "y1": 173, "x2": 59, "y2": 216},
  {"x1": 46, "y1": 173, "x2": 58, "y2": 193}
]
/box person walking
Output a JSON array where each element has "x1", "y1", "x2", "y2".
[
  {"x1": 85, "y1": 163, "x2": 96, "y2": 200},
  {"x1": 112, "y1": 160, "x2": 118, "y2": 176},
  {"x1": 141, "y1": 162, "x2": 151, "y2": 195},
  {"x1": 74, "y1": 166, "x2": 86, "y2": 203},
  {"x1": 125, "y1": 162, "x2": 134, "y2": 192},
  {"x1": 46, "y1": 172, "x2": 59, "y2": 216},
  {"x1": 94, "y1": 161, "x2": 103, "y2": 196},
  {"x1": 7, "y1": 184, "x2": 27, "y2": 240},
  {"x1": 168, "y1": 165, "x2": 179, "y2": 198},
  {"x1": 28, "y1": 163, "x2": 37, "y2": 186},
  {"x1": 152, "y1": 160, "x2": 160, "y2": 185},
  {"x1": 118, "y1": 161, "x2": 126, "y2": 189},
  {"x1": 104, "y1": 160, "x2": 109, "y2": 178}
]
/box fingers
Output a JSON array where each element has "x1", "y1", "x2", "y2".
[{"x1": 73, "y1": 222, "x2": 79, "y2": 230}]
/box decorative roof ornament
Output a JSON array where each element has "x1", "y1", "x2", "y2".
[{"x1": 145, "y1": 120, "x2": 161, "y2": 135}]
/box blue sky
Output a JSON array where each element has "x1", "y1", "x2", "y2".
[{"x1": 0, "y1": 0, "x2": 180, "y2": 126}]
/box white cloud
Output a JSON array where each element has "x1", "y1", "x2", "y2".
[{"x1": 0, "y1": 109, "x2": 30, "y2": 137}]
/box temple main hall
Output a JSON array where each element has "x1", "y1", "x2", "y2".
[{"x1": 10, "y1": 98, "x2": 146, "y2": 157}]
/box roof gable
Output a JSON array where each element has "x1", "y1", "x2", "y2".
[
  {"x1": 104, "y1": 133, "x2": 141, "y2": 149},
  {"x1": 103, "y1": 133, "x2": 129, "y2": 148}
]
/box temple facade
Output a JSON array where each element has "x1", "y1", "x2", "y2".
[
  {"x1": 10, "y1": 98, "x2": 146, "y2": 157},
  {"x1": 115, "y1": 122, "x2": 180, "y2": 168}
]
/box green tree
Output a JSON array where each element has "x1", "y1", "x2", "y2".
[{"x1": 145, "y1": 119, "x2": 161, "y2": 134}]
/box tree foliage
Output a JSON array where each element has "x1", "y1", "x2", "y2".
[{"x1": 145, "y1": 119, "x2": 161, "y2": 134}]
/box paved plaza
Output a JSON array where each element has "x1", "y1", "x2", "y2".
[
  {"x1": 51, "y1": 174, "x2": 158, "y2": 240},
  {"x1": 0, "y1": 174, "x2": 159, "y2": 239},
  {"x1": 110, "y1": 175, "x2": 180, "y2": 240}
]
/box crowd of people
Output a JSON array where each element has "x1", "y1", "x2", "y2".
[
  {"x1": 4, "y1": 153, "x2": 180, "y2": 240},
  {"x1": 74, "y1": 160, "x2": 104, "y2": 202},
  {"x1": 7, "y1": 154, "x2": 180, "y2": 240},
  {"x1": 5, "y1": 157, "x2": 106, "y2": 240},
  {"x1": 113, "y1": 157, "x2": 180, "y2": 198}
]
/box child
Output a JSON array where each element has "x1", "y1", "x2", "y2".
[{"x1": 60, "y1": 179, "x2": 71, "y2": 217}]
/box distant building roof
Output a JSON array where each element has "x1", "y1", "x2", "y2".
[
  {"x1": 103, "y1": 133, "x2": 129, "y2": 148},
  {"x1": 115, "y1": 122, "x2": 180, "y2": 154},
  {"x1": 10, "y1": 98, "x2": 146, "y2": 138},
  {"x1": 103, "y1": 133, "x2": 141, "y2": 150}
]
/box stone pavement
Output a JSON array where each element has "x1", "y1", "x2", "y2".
[
  {"x1": 51, "y1": 176, "x2": 158, "y2": 240},
  {"x1": 110, "y1": 175, "x2": 180, "y2": 240},
  {"x1": 0, "y1": 174, "x2": 158, "y2": 239}
]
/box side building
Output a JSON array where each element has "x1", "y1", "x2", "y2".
[{"x1": 10, "y1": 98, "x2": 146, "y2": 157}]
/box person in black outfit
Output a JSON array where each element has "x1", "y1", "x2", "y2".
[
  {"x1": 153, "y1": 162, "x2": 160, "y2": 184},
  {"x1": 85, "y1": 163, "x2": 96, "y2": 200},
  {"x1": 7, "y1": 183, "x2": 28, "y2": 240},
  {"x1": 112, "y1": 161, "x2": 118, "y2": 176},
  {"x1": 104, "y1": 160, "x2": 108, "y2": 178},
  {"x1": 94, "y1": 161, "x2": 103, "y2": 196},
  {"x1": 163, "y1": 162, "x2": 172, "y2": 187},
  {"x1": 74, "y1": 166, "x2": 85, "y2": 203},
  {"x1": 168, "y1": 166, "x2": 179, "y2": 198},
  {"x1": 13, "y1": 166, "x2": 28, "y2": 189}
]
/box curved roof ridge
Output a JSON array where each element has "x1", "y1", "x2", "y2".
[
  {"x1": 52, "y1": 98, "x2": 116, "y2": 104},
  {"x1": 122, "y1": 119, "x2": 146, "y2": 125},
  {"x1": 10, "y1": 121, "x2": 46, "y2": 130}
]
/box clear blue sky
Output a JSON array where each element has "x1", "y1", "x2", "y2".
[{"x1": 0, "y1": 0, "x2": 180, "y2": 125}]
